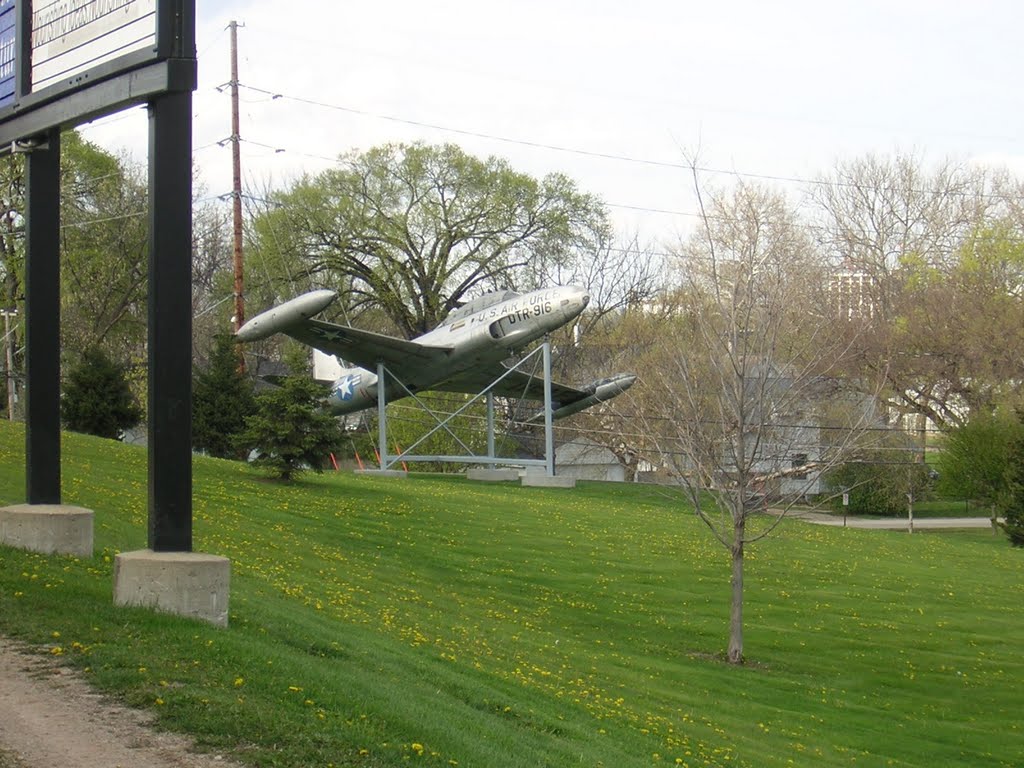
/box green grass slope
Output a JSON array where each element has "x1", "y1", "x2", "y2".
[{"x1": 1, "y1": 420, "x2": 1022, "y2": 767}]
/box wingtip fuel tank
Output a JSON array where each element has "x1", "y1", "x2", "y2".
[
  {"x1": 235, "y1": 289, "x2": 338, "y2": 342},
  {"x1": 529, "y1": 373, "x2": 637, "y2": 422}
]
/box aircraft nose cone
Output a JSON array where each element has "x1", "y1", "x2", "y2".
[
  {"x1": 560, "y1": 286, "x2": 589, "y2": 322},
  {"x1": 568, "y1": 285, "x2": 589, "y2": 308}
]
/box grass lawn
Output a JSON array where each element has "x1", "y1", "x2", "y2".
[{"x1": 1, "y1": 420, "x2": 1022, "y2": 767}]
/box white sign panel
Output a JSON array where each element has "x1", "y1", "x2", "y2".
[{"x1": 31, "y1": 0, "x2": 157, "y2": 91}]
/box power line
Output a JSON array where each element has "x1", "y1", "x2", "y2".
[
  {"x1": 195, "y1": 130, "x2": 1024, "y2": 247},
  {"x1": 235, "y1": 82, "x2": 1024, "y2": 203}
]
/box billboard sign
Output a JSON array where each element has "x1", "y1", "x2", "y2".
[
  {"x1": 0, "y1": 0, "x2": 191, "y2": 147},
  {"x1": 0, "y1": 0, "x2": 15, "y2": 108},
  {"x1": 31, "y1": 0, "x2": 157, "y2": 92}
]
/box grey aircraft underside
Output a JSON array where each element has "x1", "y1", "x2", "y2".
[{"x1": 235, "y1": 285, "x2": 636, "y2": 421}]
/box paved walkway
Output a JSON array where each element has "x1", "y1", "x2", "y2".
[{"x1": 787, "y1": 510, "x2": 1001, "y2": 531}]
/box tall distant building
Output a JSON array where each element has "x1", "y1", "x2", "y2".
[{"x1": 830, "y1": 269, "x2": 878, "y2": 320}]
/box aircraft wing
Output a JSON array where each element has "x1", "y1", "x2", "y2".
[
  {"x1": 283, "y1": 319, "x2": 453, "y2": 375},
  {"x1": 433, "y1": 364, "x2": 588, "y2": 407}
]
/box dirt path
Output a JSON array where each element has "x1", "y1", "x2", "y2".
[{"x1": 0, "y1": 638, "x2": 242, "y2": 768}]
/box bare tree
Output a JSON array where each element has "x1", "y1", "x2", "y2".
[
  {"x1": 191, "y1": 193, "x2": 234, "y2": 365},
  {"x1": 636, "y1": 177, "x2": 882, "y2": 664},
  {"x1": 811, "y1": 152, "x2": 993, "y2": 314},
  {"x1": 512, "y1": 231, "x2": 664, "y2": 480},
  {"x1": 809, "y1": 153, "x2": 1011, "y2": 430},
  {"x1": 524, "y1": 229, "x2": 664, "y2": 333}
]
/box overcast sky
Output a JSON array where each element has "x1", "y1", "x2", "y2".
[{"x1": 79, "y1": 0, "x2": 1024, "y2": 246}]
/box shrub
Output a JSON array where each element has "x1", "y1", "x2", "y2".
[
  {"x1": 825, "y1": 451, "x2": 931, "y2": 516},
  {"x1": 235, "y1": 374, "x2": 342, "y2": 481},
  {"x1": 61, "y1": 347, "x2": 142, "y2": 439}
]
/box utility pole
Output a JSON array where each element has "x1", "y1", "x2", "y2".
[
  {"x1": 1, "y1": 307, "x2": 15, "y2": 419},
  {"x1": 229, "y1": 20, "x2": 245, "y2": 362}
]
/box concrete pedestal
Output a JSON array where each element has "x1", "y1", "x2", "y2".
[
  {"x1": 521, "y1": 474, "x2": 577, "y2": 489},
  {"x1": 466, "y1": 468, "x2": 520, "y2": 482},
  {"x1": 113, "y1": 550, "x2": 231, "y2": 628},
  {"x1": 353, "y1": 469, "x2": 408, "y2": 478},
  {"x1": 0, "y1": 504, "x2": 94, "y2": 557}
]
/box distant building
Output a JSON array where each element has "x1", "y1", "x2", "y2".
[
  {"x1": 555, "y1": 437, "x2": 627, "y2": 482},
  {"x1": 830, "y1": 269, "x2": 877, "y2": 320}
]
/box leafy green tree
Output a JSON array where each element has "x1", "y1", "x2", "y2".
[
  {"x1": 0, "y1": 154, "x2": 23, "y2": 311},
  {"x1": 249, "y1": 142, "x2": 610, "y2": 338},
  {"x1": 0, "y1": 133, "x2": 150, "y2": 377},
  {"x1": 192, "y1": 333, "x2": 256, "y2": 459},
  {"x1": 0, "y1": 132, "x2": 234, "y2": 387},
  {"x1": 891, "y1": 225, "x2": 1024, "y2": 427},
  {"x1": 998, "y1": 421, "x2": 1024, "y2": 546},
  {"x1": 937, "y1": 411, "x2": 1022, "y2": 512},
  {"x1": 59, "y1": 132, "x2": 150, "y2": 358},
  {"x1": 236, "y1": 375, "x2": 342, "y2": 481},
  {"x1": 61, "y1": 347, "x2": 143, "y2": 439},
  {"x1": 814, "y1": 153, "x2": 1024, "y2": 430}
]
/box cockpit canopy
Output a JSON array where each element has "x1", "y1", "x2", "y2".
[{"x1": 440, "y1": 290, "x2": 520, "y2": 326}]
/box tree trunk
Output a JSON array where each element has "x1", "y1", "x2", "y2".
[{"x1": 727, "y1": 518, "x2": 745, "y2": 664}]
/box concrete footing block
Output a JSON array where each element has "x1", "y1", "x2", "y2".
[
  {"x1": 353, "y1": 469, "x2": 408, "y2": 478},
  {"x1": 521, "y1": 474, "x2": 577, "y2": 489},
  {"x1": 0, "y1": 504, "x2": 94, "y2": 557},
  {"x1": 466, "y1": 468, "x2": 520, "y2": 482},
  {"x1": 113, "y1": 550, "x2": 231, "y2": 628}
]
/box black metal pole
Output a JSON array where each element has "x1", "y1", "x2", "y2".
[
  {"x1": 24, "y1": 129, "x2": 61, "y2": 505},
  {"x1": 147, "y1": 89, "x2": 193, "y2": 551}
]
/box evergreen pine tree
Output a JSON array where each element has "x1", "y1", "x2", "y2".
[
  {"x1": 192, "y1": 333, "x2": 256, "y2": 459},
  {"x1": 235, "y1": 374, "x2": 341, "y2": 481},
  {"x1": 62, "y1": 347, "x2": 142, "y2": 439}
]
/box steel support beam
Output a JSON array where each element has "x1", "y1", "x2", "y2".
[
  {"x1": 370, "y1": 344, "x2": 556, "y2": 473},
  {"x1": 377, "y1": 361, "x2": 388, "y2": 469},
  {"x1": 486, "y1": 392, "x2": 495, "y2": 458},
  {"x1": 542, "y1": 339, "x2": 554, "y2": 476}
]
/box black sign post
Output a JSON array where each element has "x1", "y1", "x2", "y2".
[
  {"x1": 23, "y1": 127, "x2": 60, "y2": 505},
  {"x1": 0, "y1": 2, "x2": 229, "y2": 626},
  {"x1": 147, "y1": 88, "x2": 193, "y2": 552}
]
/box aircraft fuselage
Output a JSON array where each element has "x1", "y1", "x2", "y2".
[{"x1": 325, "y1": 285, "x2": 589, "y2": 414}]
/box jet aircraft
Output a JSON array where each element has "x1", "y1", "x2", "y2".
[{"x1": 235, "y1": 285, "x2": 636, "y2": 421}]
